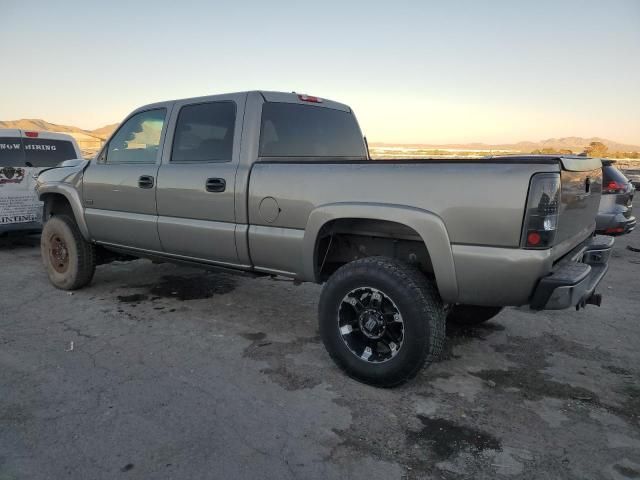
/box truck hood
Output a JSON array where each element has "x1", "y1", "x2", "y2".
[
  {"x1": 35, "y1": 159, "x2": 89, "y2": 194},
  {"x1": 36, "y1": 158, "x2": 89, "y2": 177}
]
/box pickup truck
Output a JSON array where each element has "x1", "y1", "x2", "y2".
[{"x1": 35, "y1": 91, "x2": 613, "y2": 387}]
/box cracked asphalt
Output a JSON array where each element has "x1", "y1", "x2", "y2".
[{"x1": 1, "y1": 230, "x2": 639, "y2": 479}]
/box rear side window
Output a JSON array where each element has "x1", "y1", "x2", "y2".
[
  {"x1": 0, "y1": 137, "x2": 25, "y2": 166},
  {"x1": 106, "y1": 109, "x2": 166, "y2": 164},
  {"x1": 603, "y1": 165, "x2": 629, "y2": 185},
  {"x1": 23, "y1": 138, "x2": 78, "y2": 167},
  {"x1": 259, "y1": 103, "x2": 365, "y2": 158},
  {"x1": 171, "y1": 102, "x2": 236, "y2": 162}
]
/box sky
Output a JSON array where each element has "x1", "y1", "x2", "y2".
[{"x1": 1, "y1": 0, "x2": 639, "y2": 145}]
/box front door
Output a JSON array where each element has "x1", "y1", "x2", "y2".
[
  {"x1": 83, "y1": 107, "x2": 168, "y2": 251},
  {"x1": 156, "y1": 95, "x2": 244, "y2": 265}
]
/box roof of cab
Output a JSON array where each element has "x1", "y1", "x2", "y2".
[
  {"x1": 258, "y1": 91, "x2": 351, "y2": 112},
  {"x1": 133, "y1": 90, "x2": 351, "y2": 114}
]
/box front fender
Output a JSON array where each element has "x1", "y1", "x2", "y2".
[
  {"x1": 37, "y1": 183, "x2": 90, "y2": 240},
  {"x1": 302, "y1": 202, "x2": 458, "y2": 302}
]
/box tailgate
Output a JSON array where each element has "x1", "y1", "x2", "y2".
[{"x1": 555, "y1": 157, "x2": 602, "y2": 246}]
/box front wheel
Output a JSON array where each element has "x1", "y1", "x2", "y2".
[
  {"x1": 319, "y1": 257, "x2": 446, "y2": 387},
  {"x1": 41, "y1": 215, "x2": 96, "y2": 290}
]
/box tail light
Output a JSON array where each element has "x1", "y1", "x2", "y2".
[
  {"x1": 522, "y1": 173, "x2": 561, "y2": 249},
  {"x1": 24, "y1": 131, "x2": 39, "y2": 138},
  {"x1": 603, "y1": 180, "x2": 626, "y2": 194}
]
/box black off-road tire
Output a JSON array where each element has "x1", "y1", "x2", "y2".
[
  {"x1": 319, "y1": 256, "x2": 446, "y2": 387},
  {"x1": 41, "y1": 215, "x2": 96, "y2": 290},
  {"x1": 447, "y1": 305, "x2": 503, "y2": 326}
]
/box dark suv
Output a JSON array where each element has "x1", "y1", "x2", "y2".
[{"x1": 596, "y1": 160, "x2": 636, "y2": 235}]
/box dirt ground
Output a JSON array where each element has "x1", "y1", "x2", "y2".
[{"x1": 1, "y1": 230, "x2": 639, "y2": 479}]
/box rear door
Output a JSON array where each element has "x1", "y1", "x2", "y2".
[
  {"x1": 83, "y1": 107, "x2": 169, "y2": 251},
  {"x1": 155, "y1": 93, "x2": 245, "y2": 265}
]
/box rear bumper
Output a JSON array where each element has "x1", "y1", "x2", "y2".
[
  {"x1": 529, "y1": 235, "x2": 614, "y2": 310},
  {"x1": 596, "y1": 212, "x2": 636, "y2": 235}
]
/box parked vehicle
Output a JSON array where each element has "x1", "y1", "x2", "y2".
[
  {"x1": 623, "y1": 168, "x2": 640, "y2": 191},
  {"x1": 35, "y1": 91, "x2": 612, "y2": 386},
  {"x1": 0, "y1": 129, "x2": 82, "y2": 235},
  {"x1": 595, "y1": 160, "x2": 636, "y2": 235}
]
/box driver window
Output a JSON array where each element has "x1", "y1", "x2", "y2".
[{"x1": 106, "y1": 109, "x2": 166, "y2": 164}]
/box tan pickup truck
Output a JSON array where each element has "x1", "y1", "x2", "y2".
[{"x1": 35, "y1": 91, "x2": 612, "y2": 386}]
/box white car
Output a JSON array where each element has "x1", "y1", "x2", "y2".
[{"x1": 0, "y1": 129, "x2": 82, "y2": 235}]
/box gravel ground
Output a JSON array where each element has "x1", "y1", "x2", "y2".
[{"x1": 1, "y1": 230, "x2": 639, "y2": 479}]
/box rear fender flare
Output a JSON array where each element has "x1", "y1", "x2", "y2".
[{"x1": 302, "y1": 202, "x2": 458, "y2": 302}]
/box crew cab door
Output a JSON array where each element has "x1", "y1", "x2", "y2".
[
  {"x1": 155, "y1": 94, "x2": 245, "y2": 265},
  {"x1": 83, "y1": 107, "x2": 169, "y2": 251}
]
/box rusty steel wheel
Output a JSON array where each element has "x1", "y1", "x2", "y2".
[
  {"x1": 41, "y1": 215, "x2": 95, "y2": 290},
  {"x1": 48, "y1": 233, "x2": 70, "y2": 273}
]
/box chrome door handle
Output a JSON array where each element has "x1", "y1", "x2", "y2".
[
  {"x1": 206, "y1": 178, "x2": 226, "y2": 193},
  {"x1": 138, "y1": 175, "x2": 154, "y2": 189}
]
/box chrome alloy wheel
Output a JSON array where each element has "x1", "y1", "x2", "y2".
[{"x1": 337, "y1": 287, "x2": 404, "y2": 363}]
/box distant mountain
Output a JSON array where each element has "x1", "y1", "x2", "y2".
[
  {"x1": 371, "y1": 137, "x2": 640, "y2": 153},
  {"x1": 2, "y1": 119, "x2": 639, "y2": 154},
  {"x1": 0, "y1": 118, "x2": 90, "y2": 136},
  {"x1": 510, "y1": 137, "x2": 640, "y2": 153},
  {"x1": 0, "y1": 118, "x2": 120, "y2": 155},
  {"x1": 0, "y1": 118, "x2": 119, "y2": 140},
  {"x1": 90, "y1": 123, "x2": 119, "y2": 139}
]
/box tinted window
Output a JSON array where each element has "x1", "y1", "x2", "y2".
[
  {"x1": 0, "y1": 137, "x2": 25, "y2": 166},
  {"x1": 603, "y1": 165, "x2": 629, "y2": 185},
  {"x1": 259, "y1": 103, "x2": 365, "y2": 158},
  {"x1": 106, "y1": 109, "x2": 166, "y2": 164},
  {"x1": 23, "y1": 138, "x2": 78, "y2": 167},
  {"x1": 172, "y1": 102, "x2": 236, "y2": 162}
]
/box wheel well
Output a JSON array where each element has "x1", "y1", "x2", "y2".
[
  {"x1": 41, "y1": 193, "x2": 74, "y2": 220},
  {"x1": 314, "y1": 218, "x2": 434, "y2": 282}
]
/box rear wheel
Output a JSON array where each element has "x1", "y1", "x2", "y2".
[
  {"x1": 319, "y1": 257, "x2": 446, "y2": 387},
  {"x1": 447, "y1": 305, "x2": 503, "y2": 326},
  {"x1": 41, "y1": 215, "x2": 96, "y2": 290}
]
